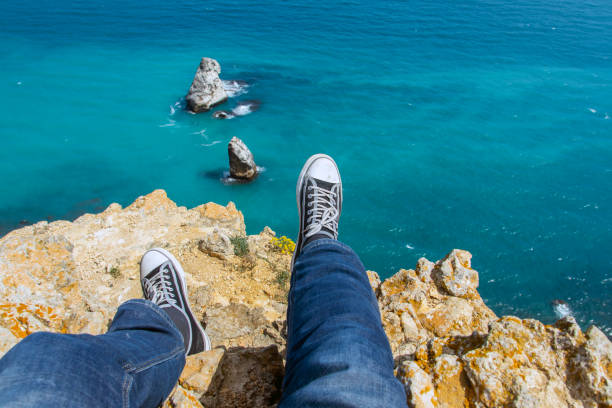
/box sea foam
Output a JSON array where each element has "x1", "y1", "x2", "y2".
[{"x1": 222, "y1": 80, "x2": 249, "y2": 98}]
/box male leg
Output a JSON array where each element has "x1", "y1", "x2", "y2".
[
  {"x1": 280, "y1": 154, "x2": 407, "y2": 407},
  {"x1": 0, "y1": 248, "x2": 210, "y2": 407}
]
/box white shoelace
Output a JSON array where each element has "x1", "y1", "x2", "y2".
[
  {"x1": 143, "y1": 264, "x2": 178, "y2": 307},
  {"x1": 305, "y1": 183, "x2": 339, "y2": 238}
]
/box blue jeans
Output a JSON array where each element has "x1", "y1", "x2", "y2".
[
  {"x1": 279, "y1": 239, "x2": 406, "y2": 407},
  {"x1": 0, "y1": 239, "x2": 406, "y2": 407}
]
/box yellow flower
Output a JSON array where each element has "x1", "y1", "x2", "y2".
[{"x1": 270, "y1": 236, "x2": 296, "y2": 254}]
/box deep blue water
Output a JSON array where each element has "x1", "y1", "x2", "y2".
[{"x1": 1, "y1": 0, "x2": 610, "y2": 334}]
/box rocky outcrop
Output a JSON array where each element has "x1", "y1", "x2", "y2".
[
  {"x1": 186, "y1": 58, "x2": 228, "y2": 113},
  {"x1": 0, "y1": 191, "x2": 610, "y2": 407},
  {"x1": 228, "y1": 136, "x2": 257, "y2": 180}
]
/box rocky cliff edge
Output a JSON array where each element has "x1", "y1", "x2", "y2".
[{"x1": 0, "y1": 190, "x2": 609, "y2": 408}]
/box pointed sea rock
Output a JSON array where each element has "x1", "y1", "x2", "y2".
[
  {"x1": 186, "y1": 57, "x2": 228, "y2": 113},
  {"x1": 228, "y1": 136, "x2": 257, "y2": 180}
]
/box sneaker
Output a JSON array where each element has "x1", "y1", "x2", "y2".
[
  {"x1": 293, "y1": 154, "x2": 343, "y2": 267},
  {"x1": 140, "y1": 248, "x2": 211, "y2": 355}
]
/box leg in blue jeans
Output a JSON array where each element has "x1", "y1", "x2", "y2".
[
  {"x1": 0, "y1": 299, "x2": 184, "y2": 407},
  {"x1": 0, "y1": 248, "x2": 211, "y2": 408},
  {"x1": 280, "y1": 239, "x2": 407, "y2": 407}
]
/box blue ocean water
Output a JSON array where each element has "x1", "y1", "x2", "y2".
[{"x1": 1, "y1": 0, "x2": 610, "y2": 334}]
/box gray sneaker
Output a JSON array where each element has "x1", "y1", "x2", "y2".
[
  {"x1": 292, "y1": 154, "x2": 343, "y2": 268},
  {"x1": 140, "y1": 248, "x2": 211, "y2": 355}
]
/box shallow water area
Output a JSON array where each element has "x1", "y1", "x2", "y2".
[{"x1": 0, "y1": 0, "x2": 610, "y2": 334}]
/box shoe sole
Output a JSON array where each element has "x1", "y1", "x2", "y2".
[
  {"x1": 292, "y1": 153, "x2": 343, "y2": 269},
  {"x1": 148, "y1": 247, "x2": 212, "y2": 353}
]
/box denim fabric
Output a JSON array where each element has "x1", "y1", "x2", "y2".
[
  {"x1": 0, "y1": 299, "x2": 185, "y2": 408},
  {"x1": 280, "y1": 239, "x2": 407, "y2": 407},
  {"x1": 0, "y1": 239, "x2": 406, "y2": 407}
]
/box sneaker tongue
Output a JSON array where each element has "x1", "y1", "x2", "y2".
[
  {"x1": 144, "y1": 264, "x2": 163, "y2": 281},
  {"x1": 312, "y1": 178, "x2": 336, "y2": 191}
]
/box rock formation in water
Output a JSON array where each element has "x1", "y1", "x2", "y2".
[
  {"x1": 213, "y1": 100, "x2": 261, "y2": 120},
  {"x1": 186, "y1": 58, "x2": 228, "y2": 113},
  {"x1": 212, "y1": 110, "x2": 233, "y2": 119},
  {"x1": 228, "y1": 136, "x2": 257, "y2": 180},
  {"x1": 0, "y1": 190, "x2": 610, "y2": 407}
]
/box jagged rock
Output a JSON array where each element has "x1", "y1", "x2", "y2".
[
  {"x1": 432, "y1": 354, "x2": 468, "y2": 408},
  {"x1": 432, "y1": 249, "x2": 478, "y2": 298},
  {"x1": 415, "y1": 257, "x2": 434, "y2": 282},
  {"x1": 398, "y1": 361, "x2": 436, "y2": 408},
  {"x1": 200, "y1": 345, "x2": 284, "y2": 408},
  {"x1": 228, "y1": 136, "x2": 257, "y2": 180},
  {"x1": 179, "y1": 349, "x2": 225, "y2": 398},
  {"x1": 186, "y1": 58, "x2": 228, "y2": 113},
  {"x1": 163, "y1": 387, "x2": 203, "y2": 408},
  {"x1": 0, "y1": 191, "x2": 610, "y2": 408},
  {"x1": 568, "y1": 326, "x2": 612, "y2": 406},
  {"x1": 198, "y1": 228, "x2": 234, "y2": 260}
]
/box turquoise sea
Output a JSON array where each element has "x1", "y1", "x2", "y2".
[{"x1": 1, "y1": 0, "x2": 610, "y2": 334}]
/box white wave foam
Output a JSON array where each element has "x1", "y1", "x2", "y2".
[
  {"x1": 232, "y1": 104, "x2": 252, "y2": 116},
  {"x1": 159, "y1": 119, "x2": 176, "y2": 128},
  {"x1": 201, "y1": 140, "x2": 222, "y2": 147},
  {"x1": 169, "y1": 99, "x2": 185, "y2": 116},
  {"x1": 192, "y1": 129, "x2": 207, "y2": 137},
  {"x1": 552, "y1": 300, "x2": 573, "y2": 319},
  {"x1": 222, "y1": 80, "x2": 249, "y2": 97},
  {"x1": 214, "y1": 101, "x2": 260, "y2": 120}
]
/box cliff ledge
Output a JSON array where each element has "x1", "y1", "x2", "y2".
[{"x1": 0, "y1": 190, "x2": 609, "y2": 407}]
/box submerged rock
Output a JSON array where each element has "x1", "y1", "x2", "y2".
[
  {"x1": 186, "y1": 58, "x2": 228, "y2": 113},
  {"x1": 213, "y1": 100, "x2": 261, "y2": 120},
  {"x1": 213, "y1": 110, "x2": 234, "y2": 119},
  {"x1": 228, "y1": 136, "x2": 257, "y2": 181}
]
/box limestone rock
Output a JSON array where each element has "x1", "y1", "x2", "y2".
[
  {"x1": 198, "y1": 228, "x2": 233, "y2": 260},
  {"x1": 228, "y1": 136, "x2": 257, "y2": 180},
  {"x1": 179, "y1": 348, "x2": 225, "y2": 398},
  {"x1": 0, "y1": 190, "x2": 610, "y2": 407},
  {"x1": 397, "y1": 361, "x2": 436, "y2": 408},
  {"x1": 415, "y1": 257, "x2": 435, "y2": 282},
  {"x1": 432, "y1": 354, "x2": 468, "y2": 408},
  {"x1": 200, "y1": 345, "x2": 284, "y2": 408},
  {"x1": 164, "y1": 386, "x2": 203, "y2": 408},
  {"x1": 432, "y1": 249, "x2": 478, "y2": 298},
  {"x1": 186, "y1": 58, "x2": 228, "y2": 113},
  {"x1": 568, "y1": 325, "x2": 612, "y2": 406},
  {"x1": 377, "y1": 257, "x2": 496, "y2": 353}
]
